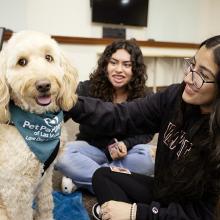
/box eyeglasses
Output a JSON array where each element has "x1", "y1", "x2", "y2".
[{"x1": 184, "y1": 58, "x2": 215, "y2": 89}]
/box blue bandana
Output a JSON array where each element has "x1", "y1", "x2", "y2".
[{"x1": 9, "y1": 102, "x2": 63, "y2": 163}]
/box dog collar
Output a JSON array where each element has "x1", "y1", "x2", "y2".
[{"x1": 9, "y1": 102, "x2": 63, "y2": 163}]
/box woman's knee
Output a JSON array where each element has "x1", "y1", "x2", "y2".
[
  {"x1": 131, "y1": 144, "x2": 150, "y2": 152},
  {"x1": 56, "y1": 144, "x2": 77, "y2": 170},
  {"x1": 65, "y1": 140, "x2": 89, "y2": 152},
  {"x1": 56, "y1": 153, "x2": 70, "y2": 171},
  {"x1": 131, "y1": 144, "x2": 156, "y2": 159},
  {"x1": 92, "y1": 167, "x2": 109, "y2": 186}
]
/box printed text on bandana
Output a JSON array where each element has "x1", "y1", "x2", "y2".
[{"x1": 23, "y1": 117, "x2": 61, "y2": 142}]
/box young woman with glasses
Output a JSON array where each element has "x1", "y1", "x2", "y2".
[
  {"x1": 68, "y1": 35, "x2": 220, "y2": 219},
  {"x1": 184, "y1": 57, "x2": 216, "y2": 89}
]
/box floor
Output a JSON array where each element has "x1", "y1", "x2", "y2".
[{"x1": 52, "y1": 169, "x2": 97, "y2": 219}]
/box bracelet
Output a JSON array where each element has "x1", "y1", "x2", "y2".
[{"x1": 130, "y1": 203, "x2": 137, "y2": 220}]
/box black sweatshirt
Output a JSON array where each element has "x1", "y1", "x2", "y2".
[
  {"x1": 68, "y1": 84, "x2": 218, "y2": 219},
  {"x1": 65, "y1": 80, "x2": 153, "y2": 160}
]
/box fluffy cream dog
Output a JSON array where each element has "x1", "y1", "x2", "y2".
[{"x1": 0, "y1": 30, "x2": 77, "y2": 220}]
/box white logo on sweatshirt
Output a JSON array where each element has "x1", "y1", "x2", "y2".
[{"x1": 163, "y1": 122, "x2": 192, "y2": 158}]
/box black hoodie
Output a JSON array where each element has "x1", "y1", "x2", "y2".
[{"x1": 68, "y1": 83, "x2": 218, "y2": 219}]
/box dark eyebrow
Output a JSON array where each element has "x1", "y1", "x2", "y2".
[
  {"x1": 193, "y1": 57, "x2": 215, "y2": 78},
  {"x1": 200, "y1": 66, "x2": 215, "y2": 77},
  {"x1": 110, "y1": 57, "x2": 131, "y2": 63}
]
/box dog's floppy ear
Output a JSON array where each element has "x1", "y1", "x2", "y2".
[
  {"x1": 58, "y1": 54, "x2": 78, "y2": 111},
  {"x1": 0, "y1": 50, "x2": 10, "y2": 123}
]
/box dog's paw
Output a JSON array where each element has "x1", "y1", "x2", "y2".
[{"x1": 61, "y1": 176, "x2": 77, "y2": 194}]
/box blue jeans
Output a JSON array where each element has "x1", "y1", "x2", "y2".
[{"x1": 56, "y1": 141, "x2": 155, "y2": 193}]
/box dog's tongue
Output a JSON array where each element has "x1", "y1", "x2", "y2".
[{"x1": 37, "y1": 96, "x2": 51, "y2": 106}]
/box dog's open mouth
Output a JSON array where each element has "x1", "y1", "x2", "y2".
[{"x1": 36, "y1": 95, "x2": 51, "y2": 106}]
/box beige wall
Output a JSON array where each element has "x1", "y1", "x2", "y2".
[
  {"x1": 0, "y1": 0, "x2": 219, "y2": 84},
  {"x1": 1, "y1": 0, "x2": 220, "y2": 42}
]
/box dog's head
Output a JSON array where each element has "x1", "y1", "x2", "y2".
[{"x1": 0, "y1": 30, "x2": 78, "y2": 123}]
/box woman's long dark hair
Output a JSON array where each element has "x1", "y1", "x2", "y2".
[
  {"x1": 89, "y1": 39, "x2": 148, "y2": 101},
  {"x1": 157, "y1": 36, "x2": 220, "y2": 206},
  {"x1": 207, "y1": 35, "x2": 220, "y2": 217},
  {"x1": 210, "y1": 98, "x2": 220, "y2": 219}
]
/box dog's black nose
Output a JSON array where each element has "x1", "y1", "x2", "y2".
[{"x1": 35, "y1": 80, "x2": 51, "y2": 93}]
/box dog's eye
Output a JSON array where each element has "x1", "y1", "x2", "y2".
[
  {"x1": 17, "y1": 58, "x2": 28, "y2": 66},
  {"x1": 45, "y1": 55, "x2": 54, "y2": 63}
]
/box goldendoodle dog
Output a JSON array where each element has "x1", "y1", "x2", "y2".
[{"x1": 0, "y1": 30, "x2": 77, "y2": 220}]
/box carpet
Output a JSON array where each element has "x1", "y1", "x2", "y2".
[{"x1": 53, "y1": 191, "x2": 90, "y2": 220}]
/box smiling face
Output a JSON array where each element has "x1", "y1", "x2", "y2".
[
  {"x1": 106, "y1": 49, "x2": 133, "y2": 90},
  {"x1": 182, "y1": 45, "x2": 219, "y2": 113}
]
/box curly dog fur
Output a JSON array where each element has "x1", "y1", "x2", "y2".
[{"x1": 0, "y1": 30, "x2": 77, "y2": 220}]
